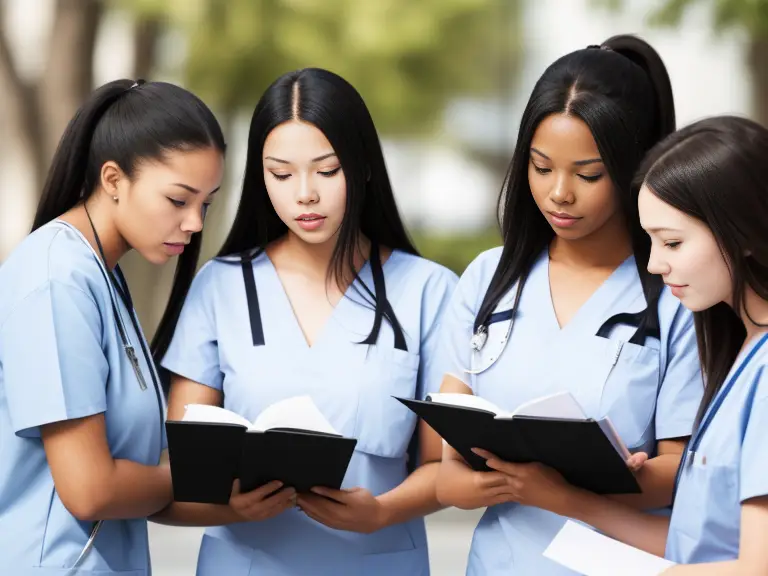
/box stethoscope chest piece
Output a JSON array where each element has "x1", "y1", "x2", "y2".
[{"x1": 470, "y1": 326, "x2": 488, "y2": 352}]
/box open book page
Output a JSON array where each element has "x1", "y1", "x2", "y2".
[
  {"x1": 543, "y1": 520, "x2": 675, "y2": 576},
  {"x1": 250, "y1": 395, "x2": 338, "y2": 435},
  {"x1": 597, "y1": 418, "x2": 631, "y2": 460},
  {"x1": 426, "y1": 392, "x2": 507, "y2": 415},
  {"x1": 510, "y1": 391, "x2": 587, "y2": 420},
  {"x1": 182, "y1": 404, "x2": 252, "y2": 428}
]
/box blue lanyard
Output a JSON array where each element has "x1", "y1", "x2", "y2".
[{"x1": 672, "y1": 331, "x2": 768, "y2": 499}]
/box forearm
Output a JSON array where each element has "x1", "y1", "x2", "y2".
[
  {"x1": 377, "y1": 462, "x2": 444, "y2": 526},
  {"x1": 564, "y1": 487, "x2": 670, "y2": 557},
  {"x1": 150, "y1": 501, "x2": 242, "y2": 527},
  {"x1": 92, "y1": 460, "x2": 172, "y2": 520},
  {"x1": 608, "y1": 453, "x2": 680, "y2": 510},
  {"x1": 435, "y1": 458, "x2": 483, "y2": 510}
]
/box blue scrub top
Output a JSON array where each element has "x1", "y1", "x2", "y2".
[
  {"x1": 667, "y1": 334, "x2": 768, "y2": 564},
  {"x1": 162, "y1": 249, "x2": 458, "y2": 576},
  {"x1": 439, "y1": 247, "x2": 704, "y2": 576},
  {"x1": 0, "y1": 221, "x2": 165, "y2": 575}
]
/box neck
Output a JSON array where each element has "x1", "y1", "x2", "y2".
[
  {"x1": 740, "y1": 286, "x2": 768, "y2": 343},
  {"x1": 549, "y1": 214, "x2": 633, "y2": 270},
  {"x1": 60, "y1": 193, "x2": 129, "y2": 270},
  {"x1": 278, "y1": 231, "x2": 370, "y2": 288}
]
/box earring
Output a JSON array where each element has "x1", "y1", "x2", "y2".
[{"x1": 112, "y1": 196, "x2": 118, "y2": 202}]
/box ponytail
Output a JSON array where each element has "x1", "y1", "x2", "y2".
[
  {"x1": 31, "y1": 80, "x2": 132, "y2": 231},
  {"x1": 602, "y1": 34, "x2": 676, "y2": 144}
]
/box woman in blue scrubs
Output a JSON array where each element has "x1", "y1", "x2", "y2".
[
  {"x1": 434, "y1": 35, "x2": 704, "y2": 575},
  {"x1": 156, "y1": 68, "x2": 457, "y2": 575},
  {"x1": 482, "y1": 115, "x2": 768, "y2": 573},
  {"x1": 0, "y1": 79, "x2": 225, "y2": 574}
]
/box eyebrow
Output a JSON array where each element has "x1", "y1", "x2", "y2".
[
  {"x1": 645, "y1": 226, "x2": 683, "y2": 233},
  {"x1": 264, "y1": 152, "x2": 337, "y2": 164},
  {"x1": 530, "y1": 147, "x2": 603, "y2": 166},
  {"x1": 172, "y1": 183, "x2": 221, "y2": 195}
]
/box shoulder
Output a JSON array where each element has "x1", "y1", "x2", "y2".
[
  {"x1": 0, "y1": 223, "x2": 107, "y2": 323},
  {"x1": 748, "y1": 337, "x2": 768, "y2": 404},
  {"x1": 386, "y1": 250, "x2": 458, "y2": 291}
]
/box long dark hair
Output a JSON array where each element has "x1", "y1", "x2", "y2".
[
  {"x1": 635, "y1": 115, "x2": 768, "y2": 423},
  {"x1": 30, "y1": 78, "x2": 227, "y2": 368},
  {"x1": 474, "y1": 35, "x2": 675, "y2": 332},
  {"x1": 218, "y1": 67, "x2": 419, "y2": 344}
]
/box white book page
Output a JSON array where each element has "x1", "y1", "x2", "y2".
[
  {"x1": 597, "y1": 417, "x2": 632, "y2": 459},
  {"x1": 250, "y1": 395, "x2": 338, "y2": 435},
  {"x1": 426, "y1": 393, "x2": 506, "y2": 416},
  {"x1": 182, "y1": 404, "x2": 252, "y2": 428},
  {"x1": 543, "y1": 521, "x2": 676, "y2": 576},
  {"x1": 510, "y1": 391, "x2": 587, "y2": 420}
]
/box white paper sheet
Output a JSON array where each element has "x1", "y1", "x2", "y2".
[{"x1": 543, "y1": 521, "x2": 676, "y2": 576}]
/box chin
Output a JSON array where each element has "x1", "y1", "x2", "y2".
[{"x1": 138, "y1": 248, "x2": 171, "y2": 266}]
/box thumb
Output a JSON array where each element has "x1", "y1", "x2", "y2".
[
  {"x1": 626, "y1": 452, "x2": 649, "y2": 472},
  {"x1": 231, "y1": 479, "x2": 242, "y2": 498}
]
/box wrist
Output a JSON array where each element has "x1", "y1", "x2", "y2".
[{"x1": 374, "y1": 495, "x2": 396, "y2": 530}]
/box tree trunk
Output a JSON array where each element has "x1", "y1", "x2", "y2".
[
  {"x1": 748, "y1": 36, "x2": 768, "y2": 128},
  {"x1": 38, "y1": 0, "x2": 103, "y2": 175},
  {"x1": 133, "y1": 17, "x2": 161, "y2": 80}
]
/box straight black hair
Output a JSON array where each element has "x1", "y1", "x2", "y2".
[
  {"x1": 218, "y1": 67, "x2": 419, "y2": 345},
  {"x1": 30, "y1": 78, "x2": 227, "y2": 372},
  {"x1": 475, "y1": 35, "x2": 675, "y2": 333},
  {"x1": 636, "y1": 115, "x2": 768, "y2": 424}
]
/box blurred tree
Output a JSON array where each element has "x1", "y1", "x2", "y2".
[
  {"x1": 599, "y1": 0, "x2": 768, "y2": 126},
  {"x1": 0, "y1": 0, "x2": 518, "y2": 332},
  {"x1": 127, "y1": 0, "x2": 520, "y2": 136}
]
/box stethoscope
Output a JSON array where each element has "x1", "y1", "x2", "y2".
[
  {"x1": 671, "y1": 331, "x2": 768, "y2": 503},
  {"x1": 224, "y1": 242, "x2": 408, "y2": 351},
  {"x1": 65, "y1": 207, "x2": 165, "y2": 571},
  {"x1": 466, "y1": 273, "x2": 660, "y2": 374}
]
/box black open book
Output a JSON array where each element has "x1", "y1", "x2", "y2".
[
  {"x1": 397, "y1": 391, "x2": 640, "y2": 495},
  {"x1": 166, "y1": 396, "x2": 357, "y2": 505}
]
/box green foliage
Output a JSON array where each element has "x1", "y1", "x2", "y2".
[
  {"x1": 123, "y1": 0, "x2": 521, "y2": 135},
  {"x1": 596, "y1": 0, "x2": 768, "y2": 38},
  {"x1": 412, "y1": 227, "x2": 501, "y2": 275}
]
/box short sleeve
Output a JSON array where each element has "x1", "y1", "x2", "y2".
[
  {"x1": 654, "y1": 297, "x2": 705, "y2": 439},
  {"x1": 436, "y1": 251, "x2": 497, "y2": 390},
  {"x1": 160, "y1": 262, "x2": 223, "y2": 390},
  {"x1": 741, "y1": 366, "x2": 768, "y2": 502},
  {"x1": 0, "y1": 281, "x2": 108, "y2": 438},
  {"x1": 416, "y1": 268, "x2": 459, "y2": 400}
]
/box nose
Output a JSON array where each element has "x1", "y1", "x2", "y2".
[
  {"x1": 548, "y1": 173, "x2": 574, "y2": 205},
  {"x1": 646, "y1": 245, "x2": 670, "y2": 276},
  {"x1": 181, "y1": 205, "x2": 205, "y2": 234},
  {"x1": 296, "y1": 173, "x2": 319, "y2": 205}
]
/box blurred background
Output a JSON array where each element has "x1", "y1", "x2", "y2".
[{"x1": 0, "y1": 0, "x2": 763, "y2": 573}]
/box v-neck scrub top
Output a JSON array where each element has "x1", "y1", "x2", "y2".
[
  {"x1": 161, "y1": 249, "x2": 458, "y2": 575},
  {"x1": 439, "y1": 247, "x2": 704, "y2": 575}
]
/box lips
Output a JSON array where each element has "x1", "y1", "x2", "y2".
[
  {"x1": 549, "y1": 211, "x2": 579, "y2": 219},
  {"x1": 296, "y1": 213, "x2": 325, "y2": 221}
]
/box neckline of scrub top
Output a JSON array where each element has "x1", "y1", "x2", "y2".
[
  {"x1": 257, "y1": 248, "x2": 402, "y2": 351},
  {"x1": 542, "y1": 249, "x2": 636, "y2": 334}
]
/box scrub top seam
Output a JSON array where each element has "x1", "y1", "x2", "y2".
[{"x1": 0, "y1": 278, "x2": 101, "y2": 333}]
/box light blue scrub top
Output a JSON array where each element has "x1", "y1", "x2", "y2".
[
  {"x1": 0, "y1": 221, "x2": 165, "y2": 576},
  {"x1": 161, "y1": 249, "x2": 458, "y2": 576},
  {"x1": 666, "y1": 333, "x2": 768, "y2": 564},
  {"x1": 440, "y1": 247, "x2": 704, "y2": 576}
]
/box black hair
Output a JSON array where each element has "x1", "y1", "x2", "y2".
[
  {"x1": 474, "y1": 34, "x2": 675, "y2": 333},
  {"x1": 218, "y1": 67, "x2": 419, "y2": 345},
  {"x1": 636, "y1": 115, "x2": 768, "y2": 424},
  {"x1": 30, "y1": 78, "x2": 227, "y2": 371}
]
